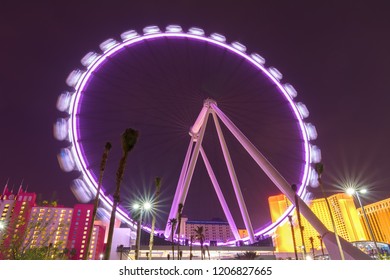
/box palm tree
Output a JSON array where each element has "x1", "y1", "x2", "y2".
[
  {"x1": 84, "y1": 142, "x2": 111, "y2": 260},
  {"x1": 317, "y1": 235, "x2": 325, "y2": 256},
  {"x1": 148, "y1": 177, "x2": 161, "y2": 260},
  {"x1": 105, "y1": 128, "x2": 138, "y2": 260},
  {"x1": 315, "y1": 162, "x2": 345, "y2": 260},
  {"x1": 176, "y1": 203, "x2": 183, "y2": 260},
  {"x1": 194, "y1": 226, "x2": 205, "y2": 260},
  {"x1": 189, "y1": 235, "x2": 194, "y2": 260},
  {"x1": 309, "y1": 236, "x2": 315, "y2": 258},
  {"x1": 168, "y1": 218, "x2": 177, "y2": 260}
]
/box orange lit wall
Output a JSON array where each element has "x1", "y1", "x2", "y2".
[
  {"x1": 357, "y1": 198, "x2": 390, "y2": 244},
  {"x1": 268, "y1": 193, "x2": 367, "y2": 253}
]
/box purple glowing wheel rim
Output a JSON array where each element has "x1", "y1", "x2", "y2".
[{"x1": 54, "y1": 25, "x2": 321, "y2": 243}]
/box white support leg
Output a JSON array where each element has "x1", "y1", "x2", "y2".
[
  {"x1": 200, "y1": 146, "x2": 241, "y2": 241},
  {"x1": 211, "y1": 111, "x2": 255, "y2": 244},
  {"x1": 164, "y1": 139, "x2": 194, "y2": 238},
  {"x1": 178, "y1": 110, "x2": 210, "y2": 206},
  {"x1": 211, "y1": 103, "x2": 370, "y2": 259}
]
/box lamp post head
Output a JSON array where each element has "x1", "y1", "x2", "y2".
[
  {"x1": 133, "y1": 203, "x2": 141, "y2": 210},
  {"x1": 346, "y1": 187, "x2": 356, "y2": 195},
  {"x1": 143, "y1": 202, "x2": 151, "y2": 211},
  {"x1": 291, "y1": 184, "x2": 298, "y2": 193}
]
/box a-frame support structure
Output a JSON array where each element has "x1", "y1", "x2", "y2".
[{"x1": 164, "y1": 99, "x2": 370, "y2": 260}]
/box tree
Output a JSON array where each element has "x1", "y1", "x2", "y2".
[
  {"x1": 148, "y1": 177, "x2": 161, "y2": 260},
  {"x1": 168, "y1": 218, "x2": 177, "y2": 260},
  {"x1": 315, "y1": 162, "x2": 345, "y2": 260},
  {"x1": 176, "y1": 203, "x2": 183, "y2": 259},
  {"x1": 317, "y1": 235, "x2": 325, "y2": 256},
  {"x1": 309, "y1": 236, "x2": 315, "y2": 258},
  {"x1": 84, "y1": 142, "x2": 112, "y2": 260},
  {"x1": 194, "y1": 226, "x2": 205, "y2": 260},
  {"x1": 105, "y1": 128, "x2": 139, "y2": 260},
  {"x1": 189, "y1": 235, "x2": 194, "y2": 260},
  {"x1": 1, "y1": 208, "x2": 69, "y2": 260}
]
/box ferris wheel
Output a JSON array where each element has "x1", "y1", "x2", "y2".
[{"x1": 54, "y1": 25, "x2": 321, "y2": 244}]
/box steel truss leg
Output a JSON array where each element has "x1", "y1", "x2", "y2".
[
  {"x1": 212, "y1": 111, "x2": 255, "y2": 244},
  {"x1": 200, "y1": 146, "x2": 240, "y2": 240},
  {"x1": 164, "y1": 109, "x2": 210, "y2": 238},
  {"x1": 164, "y1": 139, "x2": 194, "y2": 238}
]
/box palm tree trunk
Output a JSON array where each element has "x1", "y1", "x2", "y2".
[
  {"x1": 84, "y1": 142, "x2": 111, "y2": 260},
  {"x1": 105, "y1": 153, "x2": 128, "y2": 260},
  {"x1": 171, "y1": 226, "x2": 175, "y2": 260},
  {"x1": 104, "y1": 128, "x2": 138, "y2": 260}
]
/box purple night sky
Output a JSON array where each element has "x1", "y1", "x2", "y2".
[{"x1": 1, "y1": 1, "x2": 390, "y2": 230}]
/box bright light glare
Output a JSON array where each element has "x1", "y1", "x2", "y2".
[
  {"x1": 133, "y1": 203, "x2": 140, "y2": 210},
  {"x1": 0, "y1": 221, "x2": 5, "y2": 230},
  {"x1": 360, "y1": 189, "x2": 367, "y2": 194},
  {"x1": 143, "y1": 202, "x2": 152, "y2": 210},
  {"x1": 346, "y1": 187, "x2": 355, "y2": 195}
]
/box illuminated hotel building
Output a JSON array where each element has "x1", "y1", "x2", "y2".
[
  {"x1": 66, "y1": 204, "x2": 105, "y2": 260},
  {"x1": 0, "y1": 186, "x2": 36, "y2": 259},
  {"x1": 24, "y1": 205, "x2": 73, "y2": 253},
  {"x1": 67, "y1": 204, "x2": 94, "y2": 259},
  {"x1": 88, "y1": 224, "x2": 105, "y2": 260},
  {"x1": 357, "y1": 197, "x2": 390, "y2": 244},
  {"x1": 182, "y1": 217, "x2": 235, "y2": 243},
  {"x1": 268, "y1": 193, "x2": 367, "y2": 254}
]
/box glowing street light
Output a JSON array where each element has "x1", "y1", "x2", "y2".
[
  {"x1": 346, "y1": 187, "x2": 380, "y2": 257},
  {"x1": 133, "y1": 200, "x2": 152, "y2": 260}
]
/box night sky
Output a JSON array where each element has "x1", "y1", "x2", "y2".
[{"x1": 2, "y1": 1, "x2": 390, "y2": 231}]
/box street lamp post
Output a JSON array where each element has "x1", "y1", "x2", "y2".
[
  {"x1": 317, "y1": 235, "x2": 325, "y2": 257},
  {"x1": 292, "y1": 184, "x2": 306, "y2": 260},
  {"x1": 288, "y1": 215, "x2": 299, "y2": 260},
  {"x1": 133, "y1": 201, "x2": 151, "y2": 260},
  {"x1": 347, "y1": 188, "x2": 381, "y2": 257}
]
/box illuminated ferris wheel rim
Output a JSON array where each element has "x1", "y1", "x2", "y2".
[{"x1": 56, "y1": 25, "x2": 320, "y2": 242}]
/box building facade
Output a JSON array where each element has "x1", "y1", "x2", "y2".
[
  {"x1": 0, "y1": 186, "x2": 36, "y2": 259},
  {"x1": 268, "y1": 193, "x2": 367, "y2": 255},
  {"x1": 357, "y1": 197, "x2": 390, "y2": 244},
  {"x1": 183, "y1": 218, "x2": 235, "y2": 243},
  {"x1": 66, "y1": 204, "x2": 94, "y2": 259},
  {"x1": 24, "y1": 205, "x2": 73, "y2": 254}
]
